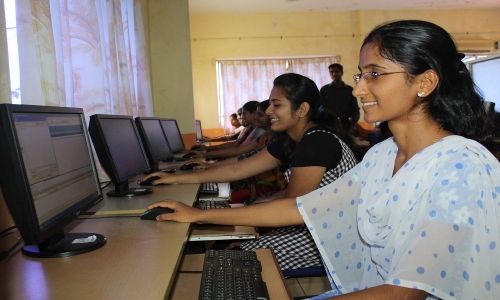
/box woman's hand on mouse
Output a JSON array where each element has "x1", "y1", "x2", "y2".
[
  {"x1": 143, "y1": 171, "x2": 178, "y2": 184},
  {"x1": 148, "y1": 200, "x2": 202, "y2": 223}
]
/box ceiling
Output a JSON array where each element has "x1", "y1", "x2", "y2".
[{"x1": 189, "y1": 0, "x2": 500, "y2": 14}]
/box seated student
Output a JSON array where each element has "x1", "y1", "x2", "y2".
[
  {"x1": 230, "y1": 111, "x2": 244, "y2": 135},
  {"x1": 203, "y1": 112, "x2": 244, "y2": 143},
  {"x1": 144, "y1": 73, "x2": 358, "y2": 270},
  {"x1": 192, "y1": 101, "x2": 273, "y2": 168},
  {"x1": 202, "y1": 100, "x2": 272, "y2": 160},
  {"x1": 189, "y1": 100, "x2": 280, "y2": 203},
  {"x1": 147, "y1": 20, "x2": 500, "y2": 299},
  {"x1": 190, "y1": 101, "x2": 259, "y2": 156}
]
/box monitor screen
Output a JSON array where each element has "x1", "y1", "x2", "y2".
[
  {"x1": 0, "y1": 104, "x2": 105, "y2": 258},
  {"x1": 195, "y1": 119, "x2": 203, "y2": 142},
  {"x1": 89, "y1": 114, "x2": 151, "y2": 197},
  {"x1": 160, "y1": 118, "x2": 185, "y2": 153},
  {"x1": 135, "y1": 117, "x2": 173, "y2": 171},
  {"x1": 470, "y1": 55, "x2": 500, "y2": 112}
]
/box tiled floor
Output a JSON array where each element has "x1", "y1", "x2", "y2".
[{"x1": 286, "y1": 276, "x2": 330, "y2": 298}]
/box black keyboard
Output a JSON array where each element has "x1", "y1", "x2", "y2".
[
  {"x1": 200, "y1": 182, "x2": 219, "y2": 194},
  {"x1": 196, "y1": 199, "x2": 230, "y2": 210},
  {"x1": 199, "y1": 250, "x2": 269, "y2": 300}
]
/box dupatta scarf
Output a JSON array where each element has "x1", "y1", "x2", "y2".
[{"x1": 298, "y1": 136, "x2": 500, "y2": 299}]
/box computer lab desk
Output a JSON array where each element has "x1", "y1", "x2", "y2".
[
  {"x1": 0, "y1": 181, "x2": 280, "y2": 299},
  {"x1": 0, "y1": 182, "x2": 199, "y2": 300}
]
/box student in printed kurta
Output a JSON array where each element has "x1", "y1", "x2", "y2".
[{"x1": 148, "y1": 20, "x2": 499, "y2": 299}]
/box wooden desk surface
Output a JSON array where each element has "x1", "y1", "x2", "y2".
[
  {"x1": 0, "y1": 182, "x2": 200, "y2": 300},
  {"x1": 0, "y1": 217, "x2": 190, "y2": 300},
  {"x1": 87, "y1": 182, "x2": 200, "y2": 215},
  {"x1": 1, "y1": 177, "x2": 264, "y2": 300}
]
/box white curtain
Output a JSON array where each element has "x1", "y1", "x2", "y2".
[
  {"x1": 0, "y1": 0, "x2": 10, "y2": 103},
  {"x1": 288, "y1": 56, "x2": 340, "y2": 90},
  {"x1": 15, "y1": 0, "x2": 153, "y2": 117},
  {"x1": 216, "y1": 56, "x2": 339, "y2": 129}
]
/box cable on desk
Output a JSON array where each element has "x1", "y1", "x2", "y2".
[
  {"x1": 0, "y1": 225, "x2": 17, "y2": 238},
  {"x1": 0, "y1": 237, "x2": 22, "y2": 261}
]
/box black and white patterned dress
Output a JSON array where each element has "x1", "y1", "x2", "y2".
[{"x1": 240, "y1": 127, "x2": 358, "y2": 270}]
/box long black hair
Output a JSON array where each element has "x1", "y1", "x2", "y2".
[
  {"x1": 272, "y1": 73, "x2": 360, "y2": 158},
  {"x1": 362, "y1": 20, "x2": 490, "y2": 141},
  {"x1": 272, "y1": 73, "x2": 340, "y2": 129}
]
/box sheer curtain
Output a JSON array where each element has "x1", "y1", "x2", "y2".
[
  {"x1": 288, "y1": 56, "x2": 340, "y2": 89},
  {"x1": 216, "y1": 56, "x2": 339, "y2": 129},
  {"x1": 216, "y1": 58, "x2": 285, "y2": 127},
  {"x1": 15, "y1": 0, "x2": 153, "y2": 117},
  {"x1": 0, "y1": 0, "x2": 10, "y2": 103}
]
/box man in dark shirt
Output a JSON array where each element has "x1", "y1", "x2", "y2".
[{"x1": 320, "y1": 63, "x2": 360, "y2": 131}]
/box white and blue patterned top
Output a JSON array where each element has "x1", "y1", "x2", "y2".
[{"x1": 297, "y1": 135, "x2": 500, "y2": 299}]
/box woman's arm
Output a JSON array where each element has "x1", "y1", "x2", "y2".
[
  {"x1": 285, "y1": 166, "x2": 326, "y2": 197},
  {"x1": 144, "y1": 149, "x2": 280, "y2": 184},
  {"x1": 236, "y1": 165, "x2": 325, "y2": 203},
  {"x1": 205, "y1": 132, "x2": 239, "y2": 142},
  {"x1": 150, "y1": 197, "x2": 303, "y2": 227},
  {"x1": 205, "y1": 140, "x2": 259, "y2": 159},
  {"x1": 203, "y1": 157, "x2": 239, "y2": 169}
]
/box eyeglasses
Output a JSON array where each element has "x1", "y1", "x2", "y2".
[{"x1": 353, "y1": 71, "x2": 406, "y2": 84}]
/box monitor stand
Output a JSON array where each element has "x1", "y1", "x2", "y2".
[
  {"x1": 23, "y1": 232, "x2": 106, "y2": 258},
  {"x1": 107, "y1": 181, "x2": 152, "y2": 197}
]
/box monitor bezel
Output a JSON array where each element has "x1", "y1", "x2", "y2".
[
  {"x1": 159, "y1": 118, "x2": 185, "y2": 153},
  {"x1": 135, "y1": 117, "x2": 173, "y2": 170},
  {"x1": 469, "y1": 54, "x2": 500, "y2": 112},
  {"x1": 0, "y1": 104, "x2": 103, "y2": 246},
  {"x1": 89, "y1": 114, "x2": 151, "y2": 184}
]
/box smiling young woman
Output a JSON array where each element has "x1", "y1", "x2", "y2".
[{"x1": 145, "y1": 73, "x2": 358, "y2": 271}]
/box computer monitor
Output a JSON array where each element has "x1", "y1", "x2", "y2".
[
  {"x1": 0, "y1": 104, "x2": 106, "y2": 258},
  {"x1": 470, "y1": 55, "x2": 500, "y2": 112},
  {"x1": 135, "y1": 117, "x2": 173, "y2": 171},
  {"x1": 195, "y1": 119, "x2": 203, "y2": 142},
  {"x1": 160, "y1": 118, "x2": 185, "y2": 153},
  {"x1": 89, "y1": 114, "x2": 151, "y2": 197}
]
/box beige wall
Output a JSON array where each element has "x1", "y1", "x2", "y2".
[
  {"x1": 147, "y1": 0, "x2": 195, "y2": 133},
  {"x1": 189, "y1": 8, "x2": 500, "y2": 128}
]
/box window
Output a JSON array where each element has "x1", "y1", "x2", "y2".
[
  {"x1": 2, "y1": 0, "x2": 152, "y2": 117},
  {"x1": 215, "y1": 55, "x2": 339, "y2": 128},
  {"x1": 3, "y1": 0, "x2": 20, "y2": 104}
]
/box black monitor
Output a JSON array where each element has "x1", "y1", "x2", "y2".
[
  {"x1": 195, "y1": 119, "x2": 203, "y2": 142},
  {"x1": 160, "y1": 118, "x2": 185, "y2": 153},
  {"x1": 135, "y1": 117, "x2": 173, "y2": 171},
  {"x1": 470, "y1": 55, "x2": 500, "y2": 112},
  {"x1": 0, "y1": 104, "x2": 106, "y2": 258},
  {"x1": 88, "y1": 114, "x2": 151, "y2": 197}
]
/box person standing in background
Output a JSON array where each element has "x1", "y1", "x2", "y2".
[{"x1": 320, "y1": 63, "x2": 360, "y2": 132}]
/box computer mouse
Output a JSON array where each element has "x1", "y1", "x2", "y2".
[
  {"x1": 140, "y1": 207, "x2": 174, "y2": 220},
  {"x1": 139, "y1": 175, "x2": 161, "y2": 186},
  {"x1": 180, "y1": 162, "x2": 199, "y2": 171}
]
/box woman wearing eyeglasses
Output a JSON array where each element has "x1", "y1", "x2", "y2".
[{"x1": 149, "y1": 20, "x2": 499, "y2": 299}]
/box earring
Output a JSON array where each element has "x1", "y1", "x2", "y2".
[{"x1": 417, "y1": 91, "x2": 425, "y2": 97}]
